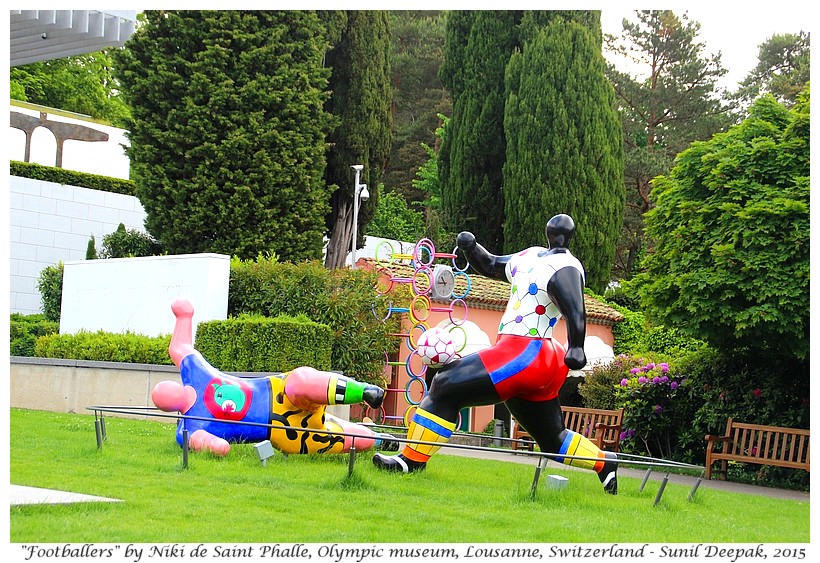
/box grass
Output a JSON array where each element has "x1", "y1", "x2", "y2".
[{"x1": 9, "y1": 408, "x2": 810, "y2": 544}]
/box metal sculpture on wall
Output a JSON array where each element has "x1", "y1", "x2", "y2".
[
  {"x1": 151, "y1": 298, "x2": 396, "y2": 456},
  {"x1": 10, "y1": 110, "x2": 109, "y2": 167}
]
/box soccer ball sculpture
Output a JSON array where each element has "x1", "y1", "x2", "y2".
[{"x1": 416, "y1": 327, "x2": 457, "y2": 368}]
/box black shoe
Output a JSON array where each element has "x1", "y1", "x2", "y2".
[
  {"x1": 599, "y1": 451, "x2": 618, "y2": 495},
  {"x1": 372, "y1": 453, "x2": 426, "y2": 473},
  {"x1": 376, "y1": 433, "x2": 400, "y2": 451},
  {"x1": 362, "y1": 385, "x2": 385, "y2": 409}
]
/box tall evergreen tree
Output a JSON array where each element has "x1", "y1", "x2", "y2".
[
  {"x1": 113, "y1": 10, "x2": 333, "y2": 260},
  {"x1": 504, "y1": 16, "x2": 624, "y2": 293},
  {"x1": 438, "y1": 11, "x2": 518, "y2": 253},
  {"x1": 733, "y1": 31, "x2": 810, "y2": 110},
  {"x1": 323, "y1": 11, "x2": 393, "y2": 269},
  {"x1": 384, "y1": 11, "x2": 450, "y2": 203},
  {"x1": 604, "y1": 10, "x2": 733, "y2": 279}
]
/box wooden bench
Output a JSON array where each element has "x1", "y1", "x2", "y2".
[
  {"x1": 512, "y1": 406, "x2": 624, "y2": 452},
  {"x1": 704, "y1": 418, "x2": 810, "y2": 480}
]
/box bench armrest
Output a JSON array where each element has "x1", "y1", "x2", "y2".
[
  {"x1": 704, "y1": 434, "x2": 732, "y2": 443},
  {"x1": 595, "y1": 422, "x2": 621, "y2": 432}
]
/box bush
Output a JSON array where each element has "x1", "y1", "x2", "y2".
[
  {"x1": 100, "y1": 223, "x2": 162, "y2": 258},
  {"x1": 195, "y1": 314, "x2": 332, "y2": 373},
  {"x1": 10, "y1": 313, "x2": 59, "y2": 356},
  {"x1": 36, "y1": 262, "x2": 64, "y2": 323},
  {"x1": 34, "y1": 331, "x2": 173, "y2": 365},
  {"x1": 11, "y1": 161, "x2": 136, "y2": 196},
  {"x1": 229, "y1": 256, "x2": 406, "y2": 384}
]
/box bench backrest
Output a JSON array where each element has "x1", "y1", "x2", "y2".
[
  {"x1": 562, "y1": 406, "x2": 623, "y2": 444},
  {"x1": 724, "y1": 418, "x2": 810, "y2": 468}
]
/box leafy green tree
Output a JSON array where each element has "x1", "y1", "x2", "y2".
[
  {"x1": 733, "y1": 31, "x2": 810, "y2": 109},
  {"x1": 10, "y1": 50, "x2": 130, "y2": 127},
  {"x1": 323, "y1": 11, "x2": 393, "y2": 269},
  {"x1": 112, "y1": 11, "x2": 333, "y2": 261},
  {"x1": 632, "y1": 89, "x2": 810, "y2": 360},
  {"x1": 604, "y1": 10, "x2": 734, "y2": 279},
  {"x1": 367, "y1": 184, "x2": 425, "y2": 243},
  {"x1": 504, "y1": 16, "x2": 624, "y2": 293}
]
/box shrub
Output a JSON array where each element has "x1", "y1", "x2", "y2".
[
  {"x1": 100, "y1": 223, "x2": 162, "y2": 258},
  {"x1": 229, "y1": 256, "x2": 406, "y2": 384},
  {"x1": 36, "y1": 262, "x2": 64, "y2": 323},
  {"x1": 615, "y1": 360, "x2": 689, "y2": 459},
  {"x1": 34, "y1": 331, "x2": 173, "y2": 365},
  {"x1": 579, "y1": 354, "x2": 643, "y2": 410},
  {"x1": 195, "y1": 314, "x2": 332, "y2": 373},
  {"x1": 10, "y1": 313, "x2": 59, "y2": 356}
]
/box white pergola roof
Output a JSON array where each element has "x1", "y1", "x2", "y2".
[{"x1": 10, "y1": 10, "x2": 137, "y2": 67}]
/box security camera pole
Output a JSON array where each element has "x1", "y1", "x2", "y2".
[{"x1": 350, "y1": 164, "x2": 369, "y2": 269}]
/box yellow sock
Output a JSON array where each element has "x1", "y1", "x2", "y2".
[
  {"x1": 557, "y1": 430, "x2": 607, "y2": 473},
  {"x1": 402, "y1": 408, "x2": 457, "y2": 463}
]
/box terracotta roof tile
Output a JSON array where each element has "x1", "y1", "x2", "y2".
[{"x1": 360, "y1": 257, "x2": 624, "y2": 326}]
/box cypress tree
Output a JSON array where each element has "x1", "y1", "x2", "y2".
[
  {"x1": 323, "y1": 10, "x2": 393, "y2": 269},
  {"x1": 503, "y1": 16, "x2": 624, "y2": 293},
  {"x1": 113, "y1": 11, "x2": 333, "y2": 261}
]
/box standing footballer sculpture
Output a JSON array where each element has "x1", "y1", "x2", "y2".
[{"x1": 373, "y1": 214, "x2": 619, "y2": 494}]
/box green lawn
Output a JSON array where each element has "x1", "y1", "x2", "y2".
[{"x1": 9, "y1": 408, "x2": 810, "y2": 544}]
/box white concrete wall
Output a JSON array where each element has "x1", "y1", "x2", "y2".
[
  {"x1": 60, "y1": 254, "x2": 230, "y2": 338},
  {"x1": 10, "y1": 176, "x2": 148, "y2": 316}
]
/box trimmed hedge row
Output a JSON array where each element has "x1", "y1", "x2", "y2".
[
  {"x1": 11, "y1": 161, "x2": 136, "y2": 196},
  {"x1": 195, "y1": 314, "x2": 332, "y2": 373}
]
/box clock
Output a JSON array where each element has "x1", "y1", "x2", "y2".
[{"x1": 431, "y1": 265, "x2": 455, "y2": 299}]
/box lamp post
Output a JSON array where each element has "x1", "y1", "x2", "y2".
[{"x1": 350, "y1": 164, "x2": 369, "y2": 268}]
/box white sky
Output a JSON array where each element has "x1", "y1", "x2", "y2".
[{"x1": 600, "y1": 3, "x2": 812, "y2": 90}]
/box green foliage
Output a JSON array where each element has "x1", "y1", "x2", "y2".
[
  {"x1": 633, "y1": 90, "x2": 810, "y2": 360},
  {"x1": 367, "y1": 184, "x2": 425, "y2": 243},
  {"x1": 614, "y1": 360, "x2": 689, "y2": 459},
  {"x1": 10, "y1": 161, "x2": 135, "y2": 196},
  {"x1": 384, "y1": 11, "x2": 450, "y2": 203},
  {"x1": 503, "y1": 16, "x2": 624, "y2": 293},
  {"x1": 734, "y1": 31, "x2": 810, "y2": 109},
  {"x1": 195, "y1": 315, "x2": 332, "y2": 372},
  {"x1": 34, "y1": 331, "x2": 173, "y2": 365},
  {"x1": 85, "y1": 235, "x2": 98, "y2": 260},
  {"x1": 439, "y1": 11, "x2": 517, "y2": 253},
  {"x1": 113, "y1": 11, "x2": 334, "y2": 261},
  {"x1": 99, "y1": 223, "x2": 162, "y2": 258},
  {"x1": 323, "y1": 10, "x2": 393, "y2": 269},
  {"x1": 10, "y1": 50, "x2": 131, "y2": 127},
  {"x1": 10, "y1": 314, "x2": 59, "y2": 357},
  {"x1": 228, "y1": 257, "x2": 405, "y2": 384},
  {"x1": 604, "y1": 10, "x2": 735, "y2": 281},
  {"x1": 36, "y1": 262, "x2": 64, "y2": 323}
]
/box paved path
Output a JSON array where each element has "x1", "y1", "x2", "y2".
[{"x1": 10, "y1": 485, "x2": 121, "y2": 506}]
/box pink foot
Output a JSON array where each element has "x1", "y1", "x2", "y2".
[{"x1": 151, "y1": 380, "x2": 197, "y2": 413}]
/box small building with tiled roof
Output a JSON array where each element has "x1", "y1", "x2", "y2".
[{"x1": 358, "y1": 256, "x2": 624, "y2": 434}]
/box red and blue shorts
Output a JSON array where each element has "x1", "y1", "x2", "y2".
[{"x1": 476, "y1": 334, "x2": 569, "y2": 402}]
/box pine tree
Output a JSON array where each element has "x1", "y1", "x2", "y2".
[
  {"x1": 113, "y1": 11, "x2": 334, "y2": 261},
  {"x1": 503, "y1": 16, "x2": 624, "y2": 293},
  {"x1": 323, "y1": 11, "x2": 393, "y2": 269}
]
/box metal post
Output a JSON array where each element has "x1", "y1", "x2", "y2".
[
  {"x1": 653, "y1": 473, "x2": 669, "y2": 506},
  {"x1": 348, "y1": 444, "x2": 357, "y2": 477},
  {"x1": 688, "y1": 477, "x2": 702, "y2": 501},
  {"x1": 639, "y1": 467, "x2": 653, "y2": 492},
  {"x1": 94, "y1": 419, "x2": 103, "y2": 449},
  {"x1": 529, "y1": 456, "x2": 547, "y2": 499},
  {"x1": 351, "y1": 165, "x2": 363, "y2": 268},
  {"x1": 182, "y1": 428, "x2": 189, "y2": 470}
]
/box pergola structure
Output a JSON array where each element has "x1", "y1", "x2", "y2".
[{"x1": 10, "y1": 10, "x2": 137, "y2": 67}]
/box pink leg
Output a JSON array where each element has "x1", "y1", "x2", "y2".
[
  {"x1": 284, "y1": 366, "x2": 333, "y2": 411},
  {"x1": 327, "y1": 415, "x2": 377, "y2": 452},
  {"x1": 169, "y1": 298, "x2": 196, "y2": 368},
  {"x1": 189, "y1": 429, "x2": 230, "y2": 456}
]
